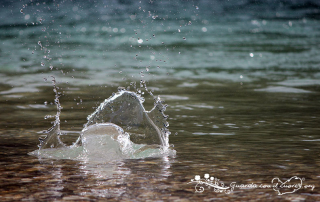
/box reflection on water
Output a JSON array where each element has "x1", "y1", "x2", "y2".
[{"x1": 0, "y1": 79, "x2": 320, "y2": 200}]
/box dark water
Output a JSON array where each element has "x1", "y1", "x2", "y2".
[{"x1": 1, "y1": 0, "x2": 320, "y2": 201}]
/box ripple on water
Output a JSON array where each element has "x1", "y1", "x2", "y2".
[
  {"x1": 192, "y1": 132, "x2": 235, "y2": 136},
  {"x1": 254, "y1": 86, "x2": 312, "y2": 93}
]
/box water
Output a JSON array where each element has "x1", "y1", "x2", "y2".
[
  {"x1": 30, "y1": 84, "x2": 174, "y2": 161},
  {"x1": 1, "y1": 0, "x2": 320, "y2": 201}
]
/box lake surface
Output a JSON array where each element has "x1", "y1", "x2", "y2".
[{"x1": 1, "y1": 0, "x2": 320, "y2": 201}]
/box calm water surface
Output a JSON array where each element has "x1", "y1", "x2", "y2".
[{"x1": 1, "y1": 0, "x2": 320, "y2": 201}]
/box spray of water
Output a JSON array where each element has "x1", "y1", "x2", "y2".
[
  {"x1": 38, "y1": 76, "x2": 65, "y2": 149},
  {"x1": 30, "y1": 78, "x2": 175, "y2": 161},
  {"x1": 85, "y1": 88, "x2": 169, "y2": 148}
]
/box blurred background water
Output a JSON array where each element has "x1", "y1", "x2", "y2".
[
  {"x1": 1, "y1": 0, "x2": 320, "y2": 86},
  {"x1": 1, "y1": 0, "x2": 320, "y2": 201}
]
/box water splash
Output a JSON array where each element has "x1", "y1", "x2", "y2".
[
  {"x1": 30, "y1": 81, "x2": 175, "y2": 161},
  {"x1": 38, "y1": 76, "x2": 65, "y2": 149},
  {"x1": 85, "y1": 89, "x2": 169, "y2": 147}
]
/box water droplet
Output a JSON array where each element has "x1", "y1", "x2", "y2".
[
  {"x1": 201, "y1": 27, "x2": 207, "y2": 32},
  {"x1": 44, "y1": 101, "x2": 48, "y2": 105},
  {"x1": 250, "y1": 53, "x2": 254, "y2": 57},
  {"x1": 153, "y1": 34, "x2": 155, "y2": 37},
  {"x1": 118, "y1": 87, "x2": 125, "y2": 92},
  {"x1": 24, "y1": 14, "x2": 30, "y2": 20},
  {"x1": 188, "y1": 21, "x2": 192, "y2": 25},
  {"x1": 183, "y1": 37, "x2": 186, "y2": 40},
  {"x1": 20, "y1": 9, "x2": 23, "y2": 13},
  {"x1": 49, "y1": 65, "x2": 53, "y2": 70},
  {"x1": 119, "y1": 71, "x2": 122, "y2": 74},
  {"x1": 146, "y1": 67, "x2": 149, "y2": 72},
  {"x1": 195, "y1": 6, "x2": 199, "y2": 10},
  {"x1": 44, "y1": 115, "x2": 54, "y2": 119},
  {"x1": 41, "y1": 62, "x2": 45, "y2": 66}
]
